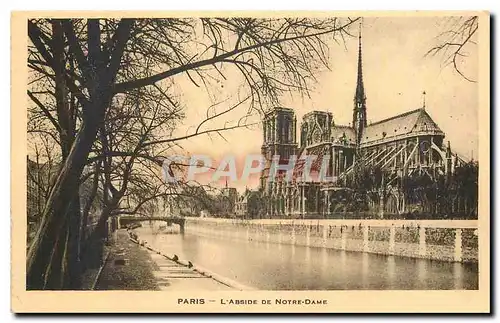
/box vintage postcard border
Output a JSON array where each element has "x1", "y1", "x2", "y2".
[{"x1": 11, "y1": 10, "x2": 490, "y2": 313}]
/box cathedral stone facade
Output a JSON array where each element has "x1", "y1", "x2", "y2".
[{"x1": 259, "y1": 30, "x2": 465, "y2": 218}]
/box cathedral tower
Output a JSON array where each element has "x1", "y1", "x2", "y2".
[{"x1": 260, "y1": 107, "x2": 298, "y2": 190}]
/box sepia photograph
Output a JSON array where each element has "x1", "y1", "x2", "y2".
[{"x1": 11, "y1": 11, "x2": 490, "y2": 313}]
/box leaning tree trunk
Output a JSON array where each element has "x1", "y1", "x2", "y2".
[
  {"x1": 52, "y1": 19, "x2": 83, "y2": 290},
  {"x1": 79, "y1": 166, "x2": 100, "y2": 273},
  {"x1": 26, "y1": 118, "x2": 101, "y2": 290}
]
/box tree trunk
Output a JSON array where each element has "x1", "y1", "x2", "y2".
[
  {"x1": 26, "y1": 18, "x2": 133, "y2": 289},
  {"x1": 79, "y1": 165, "x2": 100, "y2": 272},
  {"x1": 26, "y1": 119, "x2": 101, "y2": 290},
  {"x1": 66, "y1": 195, "x2": 82, "y2": 289},
  {"x1": 30, "y1": 20, "x2": 84, "y2": 290},
  {"x1": 83, "y1": 204, "x2": 115, "y2": 270}
]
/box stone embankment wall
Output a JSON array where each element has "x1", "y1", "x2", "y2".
[{"x1": 185, "y1": 218, "x2": 478, "y2": 263}]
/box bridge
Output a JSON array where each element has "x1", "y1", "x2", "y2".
[{"x1": 118, "y1": 215, "x2": 186, "y2": 234}]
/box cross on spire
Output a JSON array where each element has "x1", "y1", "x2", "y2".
[{"x1": 422, "y1": 90, "x2": 426, "y2": 109}]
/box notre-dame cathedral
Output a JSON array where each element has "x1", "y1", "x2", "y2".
[{"x1": 259, "y1": 30, "x2": 467, "y2": 218}]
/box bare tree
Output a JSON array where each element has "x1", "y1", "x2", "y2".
[
  {"x1": 426, "y1": 16, "x2": 478, "y2": 82},
  {"x1": 26, "y1": 17, "x2": 359, "y2": 289}
]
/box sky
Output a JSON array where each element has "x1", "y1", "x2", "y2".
[{"x1": 171, "y1": 16, "x2": 479, "y2": 192}]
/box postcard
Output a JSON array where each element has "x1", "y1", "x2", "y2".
[{"x1": 11, "y1": 11, "x2": 490, "y2": 313}]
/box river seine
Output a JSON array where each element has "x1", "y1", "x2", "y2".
[{"x1": 136, "y1": 226, "x2": 478, "y2": 290}]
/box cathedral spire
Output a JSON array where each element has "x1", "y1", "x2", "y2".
[
  {"x1": 355, "y1": 21, "x2": 366, "y2": 105},
  {"x1": 353, "y1": 19, "x2": 367, "y2": 144}
]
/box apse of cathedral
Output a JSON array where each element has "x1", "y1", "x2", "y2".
[{"x1": 259, "y1": 26, "x2": 466, "y2": 218}]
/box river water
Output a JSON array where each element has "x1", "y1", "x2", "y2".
[{"x1": 136, "y1": 226, "x2": 478, "y2": 290}]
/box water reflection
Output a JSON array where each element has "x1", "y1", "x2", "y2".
[
  {"x1": 340, "y1": 250, "x2": 347, "y2": 276},
  {"x1": 320, "y1": 248, "x2": 328, "y2": 279},
  {"x1": 362, "y1": 252, "x2": 369, "y2": 288},
  {"x1": 304, "y1": 244, "x2": 311, "y2": 273},
  {"x1": 387, "y1": 255, "x2": 395, "y2": 286},
  {"x1": 454, "y1": 262, "x2": 464, "y2": 290},
  {"x1": 137, "y1": 227, "x2": 478, "y2": 290},
  {"x1": 417, "y1": 260, "x2": 427, "y2": 289}
]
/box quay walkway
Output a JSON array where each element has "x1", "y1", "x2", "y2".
[{"x1": 95, "y1": 229, "x2": 234, "y2": 291}]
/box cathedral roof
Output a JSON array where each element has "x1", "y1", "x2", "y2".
[
  {"x1": 302, "y1": 108, "x2": 444, "y2": 149},
  {"x1": 360, "y1": 108, "x2": 444, "y2": 145}
]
